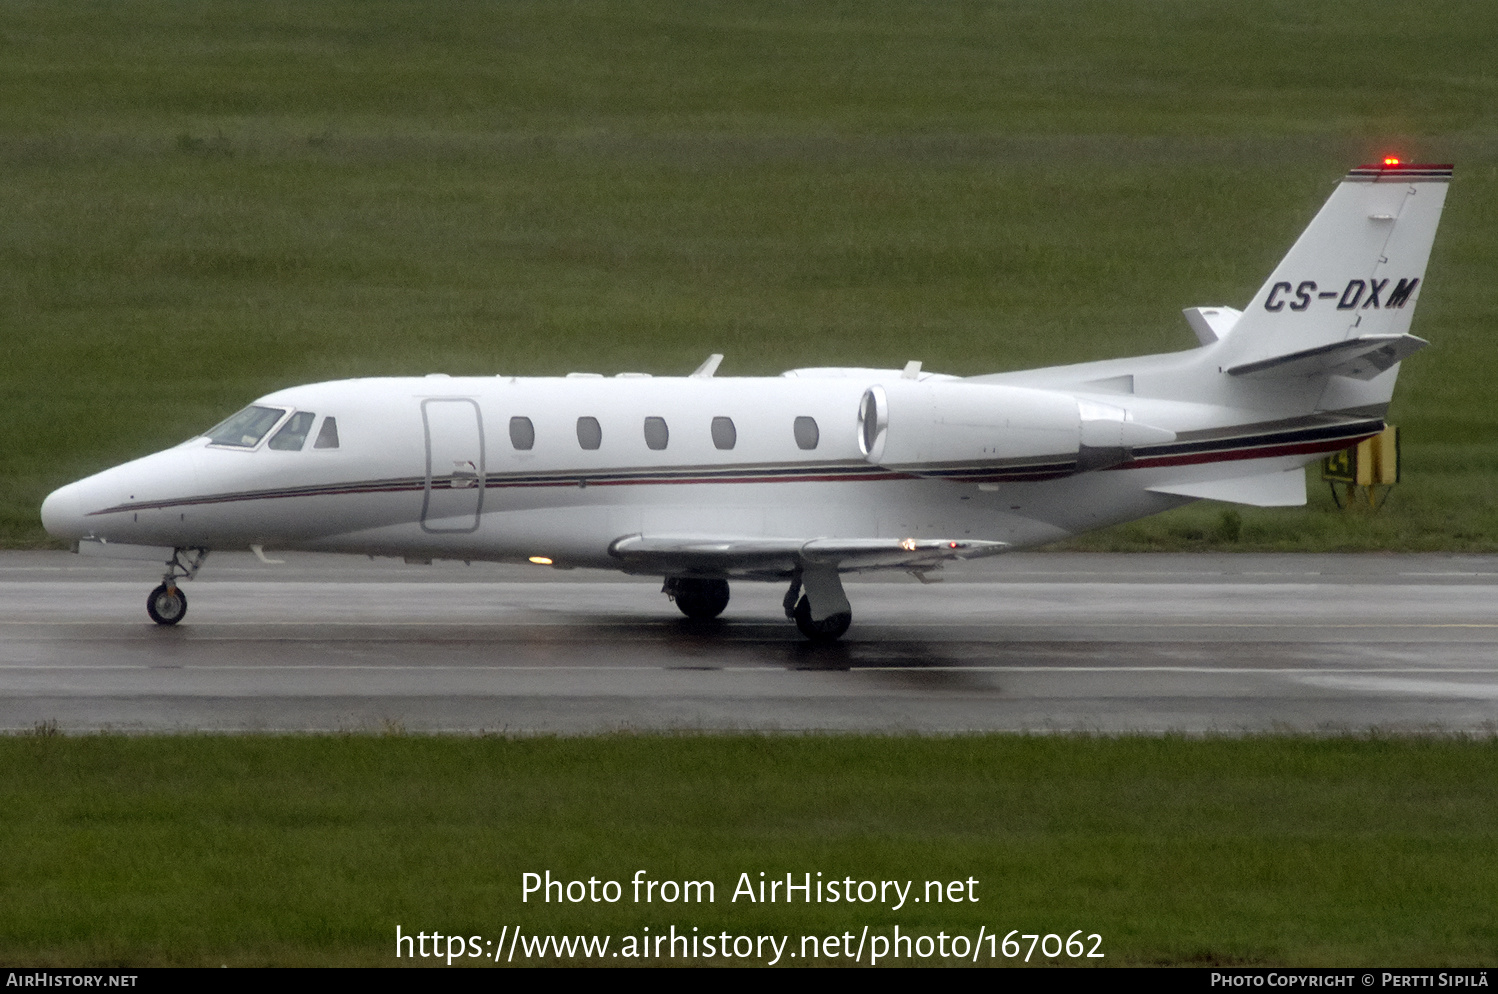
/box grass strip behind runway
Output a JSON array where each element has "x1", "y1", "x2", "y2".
[
  {"x1": 1, "y1": 733, "x2": 1495, "y2": 966},
  {"x1": 4, "y1": 1, "x2": 1498, "y2": 551}
]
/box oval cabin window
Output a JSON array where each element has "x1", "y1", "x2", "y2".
[
  {"x1": 643, "y1": 416, "x2": 669, "y2": 451},
  {"x1": 793, "y1": 416, "x2": 819, "y2": 450},
  {"x1": 576, "y1": 416, "x2": 602, "y2": 450},
  {"x1": 711, "y1": 416, "x2": 736, "y2": 450},
  {"x1": 509, "y1": 416, "x2": 535, "y2": 450}
]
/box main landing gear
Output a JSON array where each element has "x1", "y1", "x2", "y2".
[
  {"x1": 661, "y1": 570, "x2": 853, "y2": 641},
  {"x1": 791, "y1": 595, "x2": 852, "y2": 642},
  {"x1": 147, "y1": 548, "x2": 209, "y2": 626},
  {"x1": 782, "y1": 572, "x2": 852, "y2": 642},
  {"x1": 663, "y1": 577, "x2": 731, "y2": 620}
]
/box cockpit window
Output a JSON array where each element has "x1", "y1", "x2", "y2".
[
  {"x1": 313, "y1": 416, "x2": 340, "y2": 449},
  {"x1": 267, "y1": 412, "x2": 316, "y2": 451},
  {"x1": 205, "y1": 406, "x2": 287, "y2": 448}
]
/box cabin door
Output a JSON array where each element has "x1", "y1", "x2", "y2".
[{"x1": 421, "y1": 399, "x2": 485, "y2": 533}]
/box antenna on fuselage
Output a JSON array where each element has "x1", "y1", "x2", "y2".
[{"x1": 690, "y1": 354, "x2": 724, "y2": 378}]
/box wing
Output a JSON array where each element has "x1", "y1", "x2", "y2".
[{"x1": 607, "y1": 533, "x2": 1007, "y2": 580}]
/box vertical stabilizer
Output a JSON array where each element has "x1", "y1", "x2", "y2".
[{"x1": 1221, "y1": 163, "x2": 1451, "y2": 372}]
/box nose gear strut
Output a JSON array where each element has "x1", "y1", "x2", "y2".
[{"x1": 146, "y1": 548, "x2": 209, "y2": 626}]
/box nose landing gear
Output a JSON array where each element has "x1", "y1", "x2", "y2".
[
  {"x1": 147, "y1": 583, "x2": 187, "y2": 625},
  {"x1": 146, "y1": 548, "x2": 209, "y2": 626}
]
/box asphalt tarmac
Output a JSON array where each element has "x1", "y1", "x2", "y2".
[{"x1": 3, "y1": 551, "x2": 1497, "y2": 734}]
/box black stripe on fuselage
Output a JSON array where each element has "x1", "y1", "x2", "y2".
[
  {"x1": 893, "y1": 415, "x2": 1382, "y2": 481},
  {"x1": 84, "y1": 415, "x2": 1383, "y2": 516},
  {"x1": 1127, "y1": 415, "x2": 1383, "y2": 464}
]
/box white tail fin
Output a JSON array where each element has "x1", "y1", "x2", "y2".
[{"x1": 1220, "y1": 163, "x2": 1451, "y2": 374}]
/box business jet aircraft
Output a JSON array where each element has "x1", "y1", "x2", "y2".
[{"x1": 41, "y1": 161, "x2": 1450, "y2": 640}]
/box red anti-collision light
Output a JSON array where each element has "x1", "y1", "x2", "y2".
[{"x1": 1383, "y1": 157, "x2": 1401, "y2": 166}]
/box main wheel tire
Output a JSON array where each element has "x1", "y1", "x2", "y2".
[
  {"x1": 670, "y1": 578, "x2": 730, "y2": 620},
  {"x1": 793, "y1": 595, "x2": 851, "y2": 642},
  {"x1": 146, "y1": 583, "x2": 187, "y2": 626}
]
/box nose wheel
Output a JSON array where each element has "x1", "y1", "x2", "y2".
[
  {"x1": 147, "y1": 584, "x2": 187, "y2": 625},
  {"x1": 145, "y1": 547, "x2": 208, "y2": 625}
]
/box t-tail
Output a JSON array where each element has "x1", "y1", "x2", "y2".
[{"x1": 1214, "y1": 161, "x2": 1452, "y2": 410}]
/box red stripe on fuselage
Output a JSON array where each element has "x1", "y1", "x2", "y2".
[
  {"x1": 84, "y1": 429, "x2": 1375, "y2": 517},
  {"x1": 1123, "y1": 432, "x2": 1380, "y2": 470}
]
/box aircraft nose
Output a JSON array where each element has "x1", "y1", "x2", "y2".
[{"x1": 40, "y1": 481, "x2": 87, "y2": 541}]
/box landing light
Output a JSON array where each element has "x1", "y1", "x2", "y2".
[
  {"x1": 528, "y1": 556, "x2": 553, "y2": 565},
  {"x1": 899, "y1": 538, "x2": 917, "y2": 551}
]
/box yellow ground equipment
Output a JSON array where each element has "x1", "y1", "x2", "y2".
[{"x1": 1321, "y1": 426, "x2": 1399, "y2": 509}]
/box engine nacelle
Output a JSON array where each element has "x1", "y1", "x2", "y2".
[{"x1": 857, "y1": 381, "x2": 1174, "y2": 480}]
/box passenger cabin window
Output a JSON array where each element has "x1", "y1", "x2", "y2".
[
  {"x1": 793, "y1": 416, "x2": 819, "y2": 450},
  {"x1": 509, "y1": 416, "x2": 535, "y2": 450},
  {"x1": 205, "y1": 406, "x2": 286, "y2": 448},
  {"x1": 643, "y1": 416, "x2": 669, "y2": 451},
  {"x1": 313, "y1": 416, "x2": 340, "y2": 449},
  {"x1": 577, "y1": 416, "x2": 602, "y2": 450},
  {"x1": 268, "y1": 411, "x2": 316, "y2": 451},
  {"x1": 711, "y1": 416, "x2": 737, "y2": 450}
]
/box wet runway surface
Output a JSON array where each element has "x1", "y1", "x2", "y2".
[{"x1": 3, "y1": 551, "x2": 1497, "y2": 733}]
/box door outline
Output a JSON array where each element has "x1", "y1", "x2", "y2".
[{"x1": 420, "y1": 398, "x2": 485, "y2": 533}]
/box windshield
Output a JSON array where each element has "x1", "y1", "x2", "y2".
[
  {"x1": 267, "y1": 411, "x2": 316, "y2": 451},
  {"x1": 204, "y1": 406, "x2": 287, "y2": 447}
]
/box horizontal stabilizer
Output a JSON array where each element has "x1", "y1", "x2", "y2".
[
  {"x1": 1148, "y1": 468, "x2": 1307, "y2": 507},
  {"x1": 1226, "y1": 334, "x2": 1428, "y2": 381},
  {"x1": 608, "y1": 534, "x2": 1007, "y2": 575}
]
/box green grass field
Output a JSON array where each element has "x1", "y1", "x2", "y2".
[
  {"x1": 2, "y1": 733, "x2": 1495, "y2": 966},
  {"x1": 5, "y1": 7, "x2": 1497, "y2": 969},
  {"x1": 3, "y1": 0, "x2": 1497, "y2": 549}
]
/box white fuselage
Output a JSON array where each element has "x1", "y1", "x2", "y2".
[{"x1": 39, "y1": 361, "x2": 1376, "y2": 576}]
